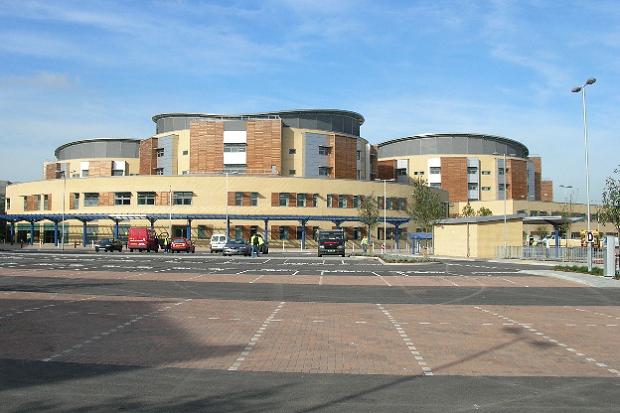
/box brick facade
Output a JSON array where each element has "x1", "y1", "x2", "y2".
[
  {"x1": 529, "y1": 156, "x2": 542, "y2": 201},
  {"x1": 246, "y1": 120, "x2": 282, "y2": 174},
  {"x1": 45, "y1": 163, "x2": 60, "y2": 180},
  {"x1": 139, "y1": 138, "x2": 158, "y2": 175},
  {"x1": 88, "y1": 160, "x2": 113, "y2": 177},
  {"x1": 377, "y1": 160, "x2": 396, "y2": 180},
  {"x1": 190, "y1": 121, "x2": 224, "y2": 173},
  {"x1": 507, "y1": 159, "x2": 528, "y2": 200},
  {"x1": 333, "y1": 135, "x2": 357, "y2": 180},
  {"x1": 440, "y1": 157, "x2": 468, "y2": 202},
  {"x1": 541, "y1": 180, "x2": 553, "y2": 202}
]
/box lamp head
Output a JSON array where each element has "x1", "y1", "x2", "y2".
[
  {"x1": 571, "y1": 86, "x2": 582, "y2": 93},
  {"x1": 586, "y1": 78, "x2": 596, "y2": 85}
]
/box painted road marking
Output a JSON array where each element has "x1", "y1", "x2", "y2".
[{"x1": 372, "y1": 271, "x2": 392, "y2": 287}]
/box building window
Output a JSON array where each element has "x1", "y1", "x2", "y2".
[
  {"x1": 84, "y1": 193, "x2": 99, "y2": 207},
  {"x1": 289, "y1": 148, "x2": 296, "y2": 155},
  {"x1": 398, "y1": 198, "x2": 407, "y2": 210},
  {"x1": 182, "y1": 150, "x2": 189, "y2": 155},
  {"x1": 173, "y1": 191, "x2": 192, "y2": 205},
  {"x1": 429, "y1": 167, "x2": 441, "y2": 174},
  {"x1": 429, "y1": 183, "x2": 441, "y2": 189},
  {"x1": 137, "y1": 192, "x2": 156, "y2": 205},
  {"x1": 498, "y1": 168, "x2": 505, "y2": 175},
  {"x1": 181, "y1": 170, "x2": 188, "y2": 175},
  {"x1": 250, "y1": 192, "x2": 258, "y2": 206},
  {"x1": 481, "y1": 170, "x2": 491, "y2": 175},
  {"x1": 289, "y1": 170, "x2": 296, "y2": 176},
  {"x1": 23, "y1": 197, "x2": 27, "y2": 210},
  {"x1": 235, "y1": 192, "x2": 243, "y2": 206},
  {"x1": 481, "y1": 186, "x2": 491, "y2": 191},
  {"x1": 279, "y1": 193, "x2": 289, "y2": 207},
  {"x1": 353, "y1": 227, "x2": 361, "y2": 240},
  {"x1": 356, "y1": 170, "x2": 361, "y2": 180},
  {"x1": 297, "y1": 193, "x2": 306, "y2": 207},
  {"x1": 396, "y1": 168, "x2": 407, "y2": 176},
  {"x1": 353, "y1": 195, "x2": 361, "y2": 208},
  {"x1": 327, "y1": 194, "x2": 333, "y2": 208},
  {"x1": 318, "y1": 167, "x2": 331, "y2": 176},
  {"x1": 296, "y1": 226, "x2": 304, "y2": 240},
  {"x1": 81, "y1": 170, "x2": 89, "y2": 177},
  {"x1": 112, "y1": 170, "x2": 124, "y2": 176},
  {"x1": 468, "y1": 183, "x2": 479, "y2": 190},
  {"x1": 156, "y1": 148, "x2": 164, "y2": 158},
  {"x1": 115, "y1": 192, "x2": 131, "y2": 205},
  {"x1": 312, "y1": 193, "x2": 318, "y2": 207},
  {"x1": 467, "y1": 167, "x2": 478, "y2": 174},
  {"x1": 414, "y1": 171, "x2": 425, "y2": 176},
  {"x1": 155, "y1": 168, "x2": 164, "y2": 175},
  {"x1": 356, "y1": 150, "x2": 361, "y2": 160},
  {"x1": 223, "y1": 144, "x2": 246, "y2": 152},
  {"x1": 338, "y1": 195, "x2": 347, "y2": 208},
  {"x1": 6, "y1": 198, "x2": 10, "y2": 210},
  {"x1": 43, "y1": 195, "x2": 49, "y2": 210},
  {"x1": 499, "y1": 184, "x2": 506, "y2": 191},
  {"x1": 234, "y1": 226, "x2": 243, "y2": 239},
  {"x1": 32, "y1": 195, "x2": 41, "y2": 210},
  {"x1": 197, "y1": 225, "x2": 208, "y2": 239},
  {"x1": 279, "y1": 226, "x2": 289, "y2": 240},
  {"x1": 318, "y1": 146, "x2": 331, "y2": 156},
  {"x1": 71, "y1": 193, "x2": 79, "y2": 208}
]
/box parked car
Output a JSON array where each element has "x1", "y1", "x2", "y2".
[
  {"x1": 94, "y1": 239, "x2": 123, "y2": 252},
  {"x1": 170, "y1": 237, "x2": 195, "y2": 253},
  {"x1": 222, "y1": 239, "x2": 252, "y2": 256},
  {"x1": 210, "y1": 234, "x2": 227, "y2": 253},
  {"x1": 318, "y1": 229, "x2": 346, "y2": 257},
  {"x1": 128, "y1": 227, "x2": 159, "y2": 252}
]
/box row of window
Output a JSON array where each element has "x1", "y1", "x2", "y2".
[
  {"x1": 74, "y1": 192, "x2": 194, "y2": 207},
  {"x1": 412, "y1": 168, "x2": 499, "y2": 176}
]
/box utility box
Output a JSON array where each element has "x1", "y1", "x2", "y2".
[{"x1": 604, "y1": 236, "x2": 617, "y2": 277}]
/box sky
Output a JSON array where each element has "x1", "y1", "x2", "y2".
[{"x1": 0, "y1": 0, "x2": 619, "y2": 203}]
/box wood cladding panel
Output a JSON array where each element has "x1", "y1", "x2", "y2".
[
  {"x1": 377, "y1": 160, "x2": 396, "y2": 180},
  {"x1": 46, "y1": 194, "x2": 52, "y2": 211},
  {"x1": 156, "y1": 192, "x2": 170, "y2": 206},
  {"x1": 370, "y1": 145, "x2": 378, "y2": 180},
  {"x1": 45, "y1": 163, "x2": 59, "y2": 180},
  {"x1": 190, "y1": 122, "x2": 224, "y2": 173},
  {"x1": 508, "y1": 159, "x2": 528, "y2": 200},
  {"x1": 529, "y1": 156, "x2": 542, "y2": 201},
  {"x1": 89, "y1": 160, "x2": 112, "y2": 177},
  {"x1": 139, "y1": 138, "x2": 158, "y2": 175},
  {"x1": 440, "y1": 157, "x2": 468, "y2": 202},
  {"x1": 245, "y1": 120, "x2": 282, "y2": 174},
  {"x1": 334, "y1": 134, "x2": 357, "y2": 180},
  {"x1": 271, "y1": 192, "x2": 279, "y2": 207},
  {"x1": 541, "y1": 180, "x2": 554, "y2": 202}
]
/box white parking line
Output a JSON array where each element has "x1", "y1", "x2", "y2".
[{"x1": 372, "y1": 271, "x2": 392, "y2": 287}]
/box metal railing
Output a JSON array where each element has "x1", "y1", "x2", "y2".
[{"x1": 497, "y1": 245, "x2": 606, "y2": 264}]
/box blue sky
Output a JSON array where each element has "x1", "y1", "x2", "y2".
[{"x1": 1, "y1": 0, "x2": 619, "y2": 203}]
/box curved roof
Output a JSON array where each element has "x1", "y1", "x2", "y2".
[
  {"x1": 378, "y1": 133, "x2": 529, "y2": 158},
  {"x1": 152, "y1": 109, "x2": 365, "y2": 124},
  {"x1": 54, "y1": 138, "x2": 141, "y2": 160}
]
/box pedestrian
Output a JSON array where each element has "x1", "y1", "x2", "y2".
[
  {"x1": 257, "y1": 233, "x2": 265, "y2": 256},
  {"x1": 250, "y1": 233, "x2": 259, "y2": 257},
  {"x1": 361, "y1": 236, "x2": 368, "y2": 254},
  {"x1": 164, "y1": 236, "x2": 170, "y2": 253}
]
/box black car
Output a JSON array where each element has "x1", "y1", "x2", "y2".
[
  {"x1": 94, "y1": 239, "x2": 123, "y2": 252},
  {"x1": 222, "y1": 240, "x2": 252, "y2": 256},
  {"x1": 317, "y1": 230, "x2": 346, "y2": 257}
]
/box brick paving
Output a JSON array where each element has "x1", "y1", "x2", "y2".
[{"x1": 0, "y1": 262, "x2": 618, "y2": 380}]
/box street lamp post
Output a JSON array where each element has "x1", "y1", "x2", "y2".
[
  {"x1": 572, "y1": 77, "x2": 596, "y2": 272},
  {"x1": 560, "y1": 184, "x2": 574, "y2": 246},
  {"x1": 493, "y1": 152, "x2": 516, "y2": 257},
  {"x1": 383, "y1": 179, "x2": 387, "y2": 252},
  {"x1": 61, "y1": 171, "x2": 66, "y2": 250}
]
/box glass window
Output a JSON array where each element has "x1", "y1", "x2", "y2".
[
  {"x1": 499, "y1": 184, "x2": 506, "y2": 191},
  {"x1": 296, "y1": 226, "x2": 303, "y2": 240},
  {"x1": 112, "y1": 170, "x2": 124, "y2": 176},
  {"x1": 312, "y1": 193, "x2": 318, "y2": 207},
  {"x1": 181, "y1": 170, "x2": 188, "y2": 175},
  {"x1": 289, "y1": 148, "x2": 296, "y2": 154},
  {"x1": 137, "y1": 192, "x2": 156, "y2": 205},
  {"x1": 235, "y1": 192, "x2": 243, "y2": 206},
  {"x1": 338, "y1": 195, "x2": 347, "y2": 208},
  {"x1": 327, "y1": 194, "x2": 333, "y2": 208},
  {"x1": 279, "y1": 226, "x2": 289, "y2": 240},
  {"x1": 467, "y1": 167, "x2": 478, "y2": 174},
  {"x1": 43, "y1": 195, "x2": 49, "y2": 210},
  {"x1": 481, "y1": 186, "x2": 491, "y2": 191},
  {"x1": 223, "y1": 144, "x2": 246, "y2": 152},
  {"x1": 279, "y1": 193, "x2": 289, "y2": 207},
  {"x1": 197, "y1": 225, "x2": 208, "y2": 239},
  {"x1": 398, "y1": 198, "x2": 406, "y2": 210},
  {"x1": 318, "y1": 146, "x2": 331, "y2": 156},
  {"x1": 81, "y1": 170, "x2": 89, "y2": 177},
  {"x1": 115, "y1": 192, "x2": 131, "y2": 205},
  {"x1": 289, "y1": 170, "x2": 296, "y2": 176},
  {"x1": 356, "y1": 150, "x2": 361, "y2": 160},
  {"x1": 297, "y1": 193, "x2": 306, "y2": 207},
  {"x1": 430, "y1": 167, "x2": 441, "y2": 174},
  {"x1": 250, "y1": 192, "x2": 258, "y2": 206},
  {"x1": 84, "y1": 193, "x2": 99, "y2": 207},
  {"x1": 155, "y1": 168, "x2": 164, "y2": 175},
  {"x1": 6, "y1": 198, "x2": 10, "y2": 210},
  {"x1": 318, "y1": 167, "x2": 331, "y2": 176},
  {"x1": 353, "y1": 195, "x2": 361, "y2": 208},
  {"x1": 481, "y1": 170, "x2": 491, "y2": 175},
  {"x1": 173, "y1": 191, "x2": 192, "y2": 205},
  {"x1": 156, "y1": 148, "x2": 164, "y2": 157},
  {"x1": 396, "y1": 168, "x2": 407, "y2": 176},
  {"x1": 429, "y1": 183, "x2": 441, "y2": 189},
  {"x1": 72, "y1": 193, "x2": 79, "y2": 208},
  {"x1": 182, "y1": 150, "x2": 189, "y2": 155},
  {"x1": 468, "y1": 183, "x2": 478, "y2": 190},
  {"x1": 234, "y1": 226, "x2": 243, "y2": 239},
  {"x1": 498, "y1": 168, "x2": 505, "y2": 175}
]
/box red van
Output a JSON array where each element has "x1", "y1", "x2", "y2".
[{"x1": 128, "y1": 227, "x2": 159, "y2": 252}]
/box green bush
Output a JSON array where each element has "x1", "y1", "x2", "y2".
[{"x1": 554, "y1": 265, "x2": 604, "y2": 276}]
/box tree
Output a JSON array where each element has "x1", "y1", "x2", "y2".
[
  {"x1": 477, "y1": 206, "x2": 493, "y2": 216},
  {"x1": 599, "y1": 165, "x2": 620, "y2": 235},
  {"x1": 461, "y1": 203, "x2": 475, "y2": 217},
  {"x1": 358, "y1": 194, "x2": 379, "y2": 242},
  {"x1": 407, "y1": 179, "x2": 445, "y2": 232}
]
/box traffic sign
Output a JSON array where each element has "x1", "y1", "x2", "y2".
[{"x1": 587, "y1": 231, "x2": 594, "y2": 242}]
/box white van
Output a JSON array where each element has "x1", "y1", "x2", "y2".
[{"x1": 210, "y1": 234, "x2": 227, "y2": 253}]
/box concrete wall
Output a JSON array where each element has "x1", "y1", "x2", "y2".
[{"x1": 434, "y1": 220, "x2": 524, "y2": 258}]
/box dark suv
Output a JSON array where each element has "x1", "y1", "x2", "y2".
[
  {"x1": 317, "y1": 230, "x2": 346, "y2": 257},
  {"x1": 94, "y1": 239, "x2": 123, "y2": 252}
]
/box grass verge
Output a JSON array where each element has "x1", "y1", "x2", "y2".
[{"x1": 554, "y1": 265, "x2": 604, "y2": 276}]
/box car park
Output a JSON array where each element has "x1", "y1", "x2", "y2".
[
  {"x1": 210, "y1": 234, "x2": 227, "y2": 253},
  {"x1": 94, "y1": 239, "x2": 123, "y2": 252},
  {"x1": 222, "y1": 239, "x2": 252, "y2": 256},
  {"x1": 170, "y1": 237, "x2": 195, "y2": 253}
]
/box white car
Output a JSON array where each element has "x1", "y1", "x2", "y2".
[{"x1": 210, "y1": 234, "x2": 228, "y2": 253}]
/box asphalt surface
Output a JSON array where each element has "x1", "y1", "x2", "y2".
[{"x1": 1, "y1": 250, "x2": 619, "y2": 412}]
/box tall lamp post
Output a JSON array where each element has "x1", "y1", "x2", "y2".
[
  {"x1": 571, "y1": 77, "x2": 596, "y2": 272},
  {"x1": 383, "y1": 179, "x2": 387, "y2": 252},
  {"x1": 60, "y1": 169, "x2": 76, "y2": 250},
  {"x1": 559, "y1": 184, "x2": 574, "y2": 246},
  {"x1": 493, "y1": 152, "x2": 516, "y2": 256}
]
